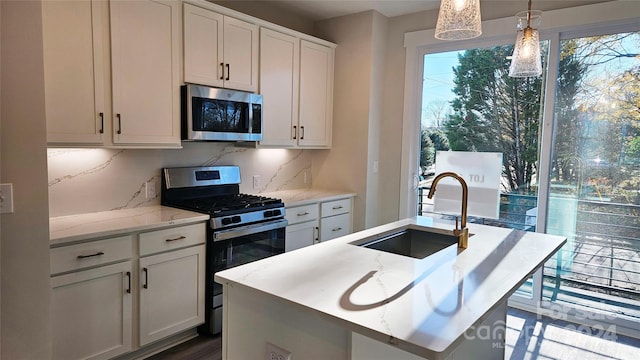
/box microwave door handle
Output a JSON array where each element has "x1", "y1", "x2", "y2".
[{"x1": 247, "y1": 103, "x2": 253, "y2": 133}]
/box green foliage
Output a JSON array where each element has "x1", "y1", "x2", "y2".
[
  {"x1": 628, "y1": 136, "x2": 640, "y2": 159},
  {"x1": 419, "y1": 129, "x2": 451, "y2": 170},
  {"x1": 442, "y1": 45, "x2": 546, "y2": 192},
  {"x1": 553, "y1": 39, "x2": 588, "y2": 181},
  {"x1": 420, "y1": 130, "x2": 434, "y2": 169}
]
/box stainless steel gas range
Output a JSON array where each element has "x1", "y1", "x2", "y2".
[{"x1": 161, "y1": 166, "x2": 286, "y2": 335}]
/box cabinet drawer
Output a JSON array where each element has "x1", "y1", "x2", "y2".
[
  {"x1": 51, "y1": 235, "x2": 133, "y2": 275},
  {"x1": 285, "y1": 204, "x2": 319, "y2": 225},
  {"x1": 321, "y1": 198, "x2": 351, "y2": 217},
  {"x1": 139, "y1": 223, "x2": 206, "y2": 257},
  {"x1": 320, "y1": 213, "x2": 351, "y2": 242}
]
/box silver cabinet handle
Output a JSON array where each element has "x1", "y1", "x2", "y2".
[
  {"x1": 77, "y1": 251, "x2": 104, "y2": 259},
  {"x1": 332, "y1": 227, "x2": 343, "y2": 232},
  {"x1": 332, "y1": 205, "x2": 343, "y2": 210},
  {"x1": 165, "y1": 235, "x2": 186, "y2": 242},
  {"x1": 297, "y1": 212, "x2": 309, "y2": 216}
]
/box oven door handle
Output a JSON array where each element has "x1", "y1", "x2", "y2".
[{"x1": 213, "y1": 219, "x2": 288, "y2": 242}]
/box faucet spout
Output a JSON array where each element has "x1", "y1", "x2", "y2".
[{"x1": 426, "y1": 171, "x2": 469, "y2": 248}]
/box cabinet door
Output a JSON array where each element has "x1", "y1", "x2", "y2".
[
  {"x1": 259, "y1": 28, "x2": 299, "y2": 147},
  {"x1": 51, "y1": 262, "x2": 132, "y2": 360},
  {"x1": 223, "y1": 17, "x2": 258, "y2": 92},
  {"x1": 183, "y1": 3, "x2": 224, "y2": 88},
  {"x1": 286, "y1": 220, "x2": 318, "y2": 252},
  {"x1": 42, "y1": 0, "x2": 106, "y2": 144},
  {"x1": 139, "y1": 245, "x2": 205, "y2": 346},
  {"x1": 320, "y1": 213, "x2": 351, "y2": 242},
  {"x1": 298, "y1": 40, "x2": 334, "y2": 148},
  {"x1": 110, "y1": 0, "x2": 180, "y2": 146}
]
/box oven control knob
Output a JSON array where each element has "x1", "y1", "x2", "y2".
[
  {"x1": 272, "y1": 209, "x2": 282, "y2": 216},
  {"x1": 264, "y1": 210, "x2": 273, "y2": 218},
  {"x1": 232, "y1": 216, "x2": 241, "y2": 223},
  {"x1": 222, "y1": 217, "x2": 233, "y2": 225}
]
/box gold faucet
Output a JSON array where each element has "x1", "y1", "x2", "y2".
[{"x1": 426, "y1": 172, "x2": 469, "y2": 249}]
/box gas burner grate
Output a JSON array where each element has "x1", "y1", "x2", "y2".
[{"x1": 171, "y1": 194, "x2": 282, "y2": 215}]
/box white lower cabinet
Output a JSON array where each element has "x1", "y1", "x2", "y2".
[
  {"x1": 285, "y1": 196, "x2": 353, "y2": 250},
  {"x1": 285, "y1": 221, "x2": 318, "y2": 252},
  {"x1": 50, "y1": 222, "x2": 206, "y2": 360},
  {"x1": 320, "y1": 212, "x2": 351, "y2": 242},
  {"x1": 139, "y1": 245, "x2": 206, "y2": 346},
  {"x1": 285, "y1": 204, "x2": 319, "y2": 252},
  {"x1": 320, "y1": 198, "x2": 353, "y2": 242},
  {"x1": 51, "y1": 261, "x2": 133, "y2": 360}
]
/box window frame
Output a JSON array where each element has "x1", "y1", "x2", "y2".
[{"x1": 401, "y1": 1, "x2": 640, "y2": 338}]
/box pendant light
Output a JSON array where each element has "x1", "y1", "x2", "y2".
[
  {"x1": 509, "y1": 0, "x2": 542, "y2": 77},
  {"x1": 435, "y1": 0, "x2": 482, "y2": 40}
]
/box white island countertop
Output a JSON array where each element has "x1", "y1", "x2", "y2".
[
  {"x1": 50, "y1": 205, "x2": 209, "y2": 246},
  {"x1": 215, "y1": 216, "x2": 566, "y2": 359}
]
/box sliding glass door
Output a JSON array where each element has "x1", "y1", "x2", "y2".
[
  {"x1": 542, "y1": 29, "x2": 640, "y2": 325},
  {"x1": 420, "y1": 41, "x2": 549, "y2": 301},
  {"x1": 417, "y1": 24, "x2": 640, "y2": 329}
]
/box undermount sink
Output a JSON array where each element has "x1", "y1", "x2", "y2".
[{"x1": 354, "y1": 228, "x2": 461, "y2": 259}]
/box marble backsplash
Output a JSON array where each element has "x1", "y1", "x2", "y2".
[{"x1": 47, "y1": 142, "x2": 312, "y2": 217}]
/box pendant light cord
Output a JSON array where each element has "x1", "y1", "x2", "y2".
[{"x1": 527, "y1": 0, "x2": 532, "y2": 28}]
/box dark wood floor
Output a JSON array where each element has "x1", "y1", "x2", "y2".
[
  {"x1": 148, "y1": 309, "x2": 640, "y2": 359},
  {"x1": 147, "y1": 334, "x2": 222, "y2": 360}
]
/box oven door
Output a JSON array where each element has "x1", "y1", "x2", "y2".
[{"x1": 207, "y1": 219, "x2": 286, "y2": 334}]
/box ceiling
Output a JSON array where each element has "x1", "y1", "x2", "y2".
[{"x1": 216, "y1": 0, "x2": 615, "y2": 23}]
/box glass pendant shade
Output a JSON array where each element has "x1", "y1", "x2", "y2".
[
  {"x1": 435, "y1": 0, "x2": 482, "y2": 40},
  {"x1": 509, "y1": 10, "x2": 543, "y2": 77}
]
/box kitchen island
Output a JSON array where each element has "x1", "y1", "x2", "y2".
[{"x1": 215, "y1": 216, "x2": 566, "y2": 359}]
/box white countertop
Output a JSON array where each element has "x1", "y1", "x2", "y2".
[
  {"x1": 260, "y1": 188, "x2": 356, "y2": 207},
  {"x1": 215, "y1": 216, "x2": 566, "y2": 359},
  {"x1": 50, "y1": 205, "x2": 209, "y2": 246}
]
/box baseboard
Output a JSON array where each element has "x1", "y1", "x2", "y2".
[{"x1": 113, "y1": 329, "x2": 199, "y2": 360}]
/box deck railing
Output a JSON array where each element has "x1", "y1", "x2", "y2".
[{"x1": 417, "y1": 187, "x2": 640, "y2": 306}]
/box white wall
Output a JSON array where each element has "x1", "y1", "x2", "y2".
[
  {"x1": 313, "y1": 11, "x2": 376, "y2": 232},
  {"x1": 213, "y1": 0, "x2": 316, "y2": 35},
  {"x1": 0, "y1": 1, "x2": 52, "y2": 358}
]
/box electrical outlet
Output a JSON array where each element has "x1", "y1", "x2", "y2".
[
  {"x1": 303, "y1": 171, "x2": 308, "y2": 184},
  {"x1": 0, "y1": 183, "x2": 14, "y2": 214},
  {"x1": 145, "y1": 180, "x2": 156, "y2": 199},
  {"x1": 265, "y1": 342, "x2": 291, "y2": 360},
  {"x1": 253, "y1": 175, "x2": 261, "y2": 189}
]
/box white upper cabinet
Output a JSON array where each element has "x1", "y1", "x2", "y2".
[
  {"x1": 298, "y1": 40, "x2": 334, "y2": 148},
  {"x1": 110, "y1": 0, "x2": 181, "y2": 146},
  {"x1": 259, "y1": 30, "x2": 335, "y2": 149},
  {"x1": 42, "y1": 0, "x2": 181, "y2": 148},
  {"x1": 259, "y1": 28, "x2": 299, "y2": 147},
  {"x1": 183, "y1": 3, "x2": 258, "y2": 92},
  {"x1": 42, "y1": 0, "x2": 107, "y2": 145}
]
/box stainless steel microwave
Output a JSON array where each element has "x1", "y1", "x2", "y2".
[{"x1": 182, "y1": 84, "x2": 262, "y2": 142}]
